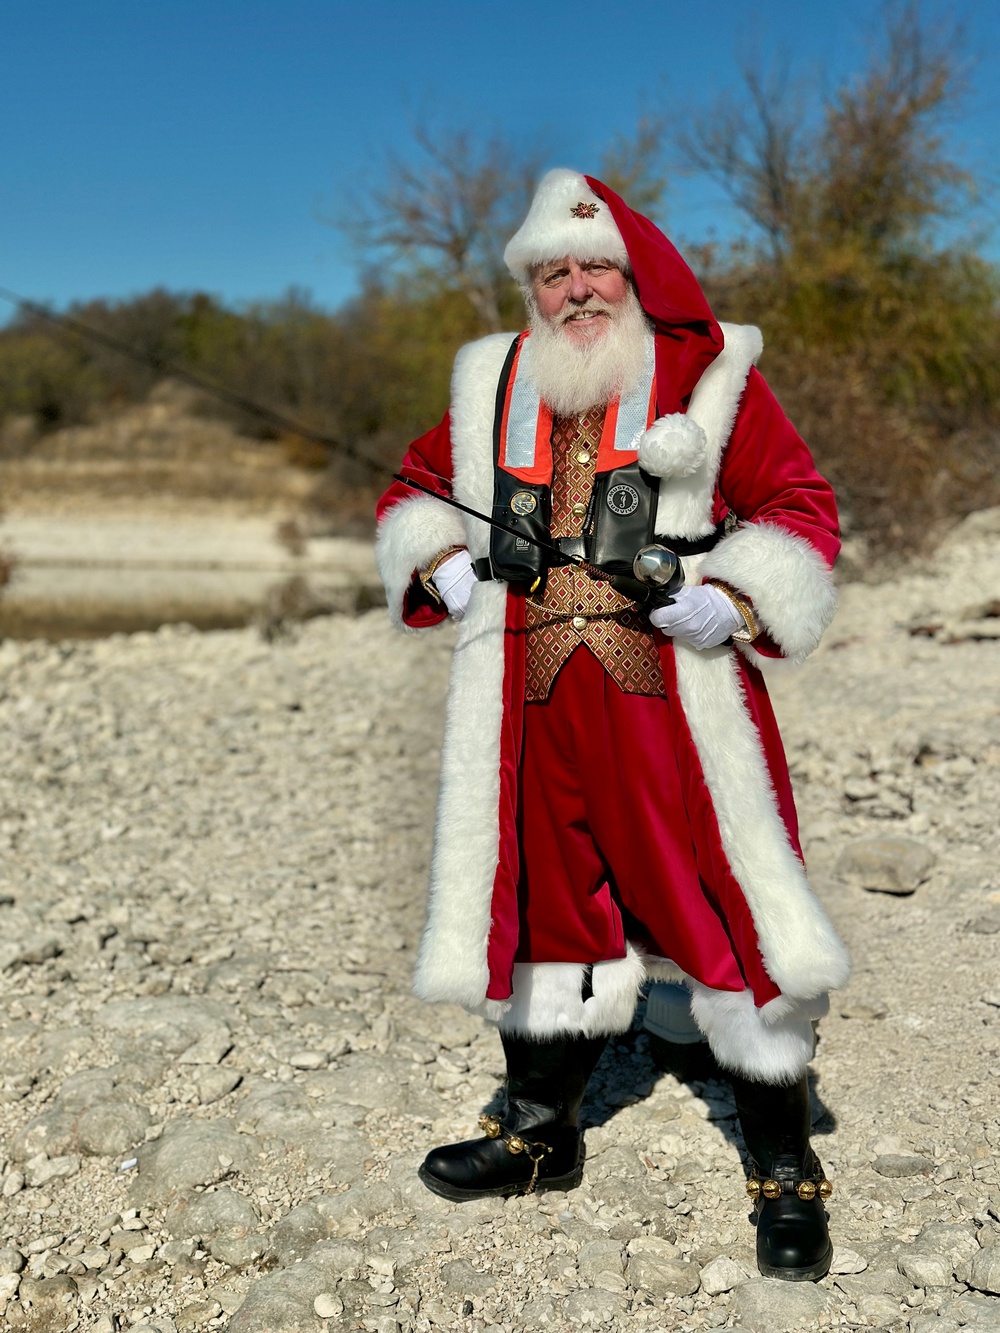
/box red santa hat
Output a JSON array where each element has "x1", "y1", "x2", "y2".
[
  {"x1": 505, "y1": 168, "x2": 724, "y2": 413},
  {"x1": 503, "y1": 170, "x2": 630, "y2": 281}
]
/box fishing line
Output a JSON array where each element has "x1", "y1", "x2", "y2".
[{"x1": 0, "y1": 285, "x2": 393, "y2": 477}]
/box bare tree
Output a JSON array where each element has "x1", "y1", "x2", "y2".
[
  {"x1": 344, "y1": 123, "x2": 544, "y2": 331},
  {"x1": 598, "y1": 112, "x2": 669, "y2": 220},
  {"x1": 818, "y1": 2, "x2": 972, "y2": 249},
  {"x1": 676, "y1": 2, "x2": 974, "y2": 263},
  {"x1": 676, "y1": 60, "x2": 807, "y2": 260}
]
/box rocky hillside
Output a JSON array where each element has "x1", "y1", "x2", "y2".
[
  {"x1": 0, "y1": 382, "x2": 319, "y2": 518},
  {"x1": 0, "y1": 511, "x2": 997, "y2": 1333}
]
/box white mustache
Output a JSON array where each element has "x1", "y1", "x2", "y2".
[{"x1": 556, "y1": 299, "x2": 614, "y2": 325}]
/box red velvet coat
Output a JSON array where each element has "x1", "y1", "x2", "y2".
[{"x1": 376, "y1": 321, "x2": 850, "y2": 1079}]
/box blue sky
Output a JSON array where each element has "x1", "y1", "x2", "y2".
[{"x1": 0, "y1": 1, "x2": 996, "y2": 320}]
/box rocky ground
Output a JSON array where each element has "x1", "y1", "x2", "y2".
[{"x1": 0, "y1": 510, "x2": 998, "y2": 1333}]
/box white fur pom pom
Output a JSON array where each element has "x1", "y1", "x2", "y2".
[{"x1": 638, "y1": 413, "x2": 708, "y2": 479}]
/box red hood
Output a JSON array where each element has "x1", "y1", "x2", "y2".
[{"x1": 585, "y1": 175, "x2": 724, "y2": 414}]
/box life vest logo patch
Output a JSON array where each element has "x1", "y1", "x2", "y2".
[
  {"x1": 606, "y1": 484, "x2": 640, "y2": 516},
  {"x1": 510, "y1": 490, "x2": 538, "y2": 516}
]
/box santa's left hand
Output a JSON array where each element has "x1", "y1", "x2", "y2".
[{"x1": 648, "y1": 583, "x2": 744, "y2": 649}]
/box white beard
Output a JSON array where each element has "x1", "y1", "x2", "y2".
[{"x1": 523, "y1": 286, "x2": 652, "y2": 416}]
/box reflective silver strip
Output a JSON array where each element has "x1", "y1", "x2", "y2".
[
  {"x1": 505, "y1": 345, "x2": 542, "y2": 470},
  {"x1": 615, "y1": 334, "x2": 655, "y2": 451}
]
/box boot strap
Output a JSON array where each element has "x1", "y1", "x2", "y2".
[
  {"x1": 746, "y1": 1172, "x2": 833, "y2": 1203},
  {"x1": 478, "y1": 1114, "x2": 553, "y2": 1194}
]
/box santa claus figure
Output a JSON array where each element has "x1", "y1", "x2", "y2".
[{"x1": 376, "y1": 169, "x2": 849, "y2": 1282}]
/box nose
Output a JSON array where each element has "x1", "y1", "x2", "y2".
[{"x1": 568, "y1": 263, "x2": 594, "y2": 302}]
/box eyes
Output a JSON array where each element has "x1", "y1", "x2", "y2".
[{"x1": 537, "y1": 263, "x2": 613, "y2": 288}]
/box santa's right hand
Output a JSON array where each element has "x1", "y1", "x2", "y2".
[
  {"x1": 647, "y1": 582, "x2": 743, "y2": 648},
  {"x1": 432, "y1": 549, "x2": 477, "y2": 620}
]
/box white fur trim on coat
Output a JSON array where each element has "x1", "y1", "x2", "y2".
[
  {"x1": 504, "y1": 169, "x2": 628, "y2": 283},
  {"x1": 449, "y1": 334, "x2": 516, "y2": 555},
  {"x1": 672, "y1": 644, "x2": 851, "y2": 999},
  {"x1": 688, "y1": 983, "x2": 823, "y2": 1083},
  {"x1": 412, "y1": 333, "x2": 519, "y2": 1008},
  {"x1": 375, "y1": 494, "x2": 466, "y2": 631},
  {"x1": 375, "y1": 331, "x2": 517, "y2": 628},
  {"x1": 698, "y1": 520, "x2": 837, "y2": 665},
  {"x1": 413, "y1": 579, "x2": 508, "y2": 1009},
  {"x1": 492, "y1": 946, "x2": 647, "y2": 1039},
  {"x1": 649, "y1": 323, "x2": 763, "y2": 540}
]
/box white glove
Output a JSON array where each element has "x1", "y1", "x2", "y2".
[
  {"x1": 648, "y1": 583, "x2": 744, "y2": 649},
  {"x1": 432, "y1": 549, "x2": 478, "y2": 621}
]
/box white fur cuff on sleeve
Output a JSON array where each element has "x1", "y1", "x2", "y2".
[
  {"x1": 375, "y1": 493, "x2": 467, "y2": 631},
  {"x1": 698, "y1": 521, "x2": 837, "y2": 662}
]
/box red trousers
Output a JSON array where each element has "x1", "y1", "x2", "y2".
[{"x1": 517, "y1": 644, "x2": 750, "y2": 994}]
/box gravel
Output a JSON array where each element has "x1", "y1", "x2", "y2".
[{"x1": 0, "y1": 508, "x2": 998, "y2": 1331}]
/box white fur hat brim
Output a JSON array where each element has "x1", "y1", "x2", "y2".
[{"x1": 504, "y1": 169, "x2": 629, "y2": 283}]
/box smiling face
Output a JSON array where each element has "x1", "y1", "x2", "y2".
[
  {"x1": 529, "y1": 257, "x2": 631, "y2": 344},
  {"x1": 523, "y1": 258, "x2": 650, "y2": 417}
]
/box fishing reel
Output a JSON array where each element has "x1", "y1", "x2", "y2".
[{"x1": 606, "y1": 544, "x2": 685, "y2": 608}]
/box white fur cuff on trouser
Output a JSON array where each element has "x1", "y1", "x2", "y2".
[
  {"x1": 688, "y1": 983, "x2": 828, "y2": 1084},
  {"x1": 489, "y1": 949, "x2": 647, "y2": 1039}
]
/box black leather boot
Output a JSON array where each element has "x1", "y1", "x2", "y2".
[
  {"x1": 730, "y1": 1072, "x2": 834, "y2": 1282},
  {"x1": 418, "y1": 1031, "x2": 607, "y2": 1202}
]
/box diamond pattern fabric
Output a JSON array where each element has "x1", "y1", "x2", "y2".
[{"x1": 524, "y1": 409, "x2": 666, "y2": 702}]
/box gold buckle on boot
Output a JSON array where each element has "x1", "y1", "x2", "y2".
[{"x1": 478, "y1": 1114, "x2": 553, "y2": 1195}]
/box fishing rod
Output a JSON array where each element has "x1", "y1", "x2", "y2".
[
  {"x1": 0, "y1": 285, "x2": 392, "y2": 477},
  {"x1": 394, "y1": 472, "x2": 684, "y2": 606}
]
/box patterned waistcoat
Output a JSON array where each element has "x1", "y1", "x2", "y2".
[{"x1": 523, "y1": 407, "x2": 666, "y2": 702}]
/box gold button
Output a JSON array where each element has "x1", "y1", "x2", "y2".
[
  {"x1": 571, "y1": 502, "x2": 587, "y2": 517},
  {"x1": 572, "y1": 616, "x2": 587, "y2": 631},
  {"x1": 576, "y1": 450, "x2": 591, "y2": 464}
]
